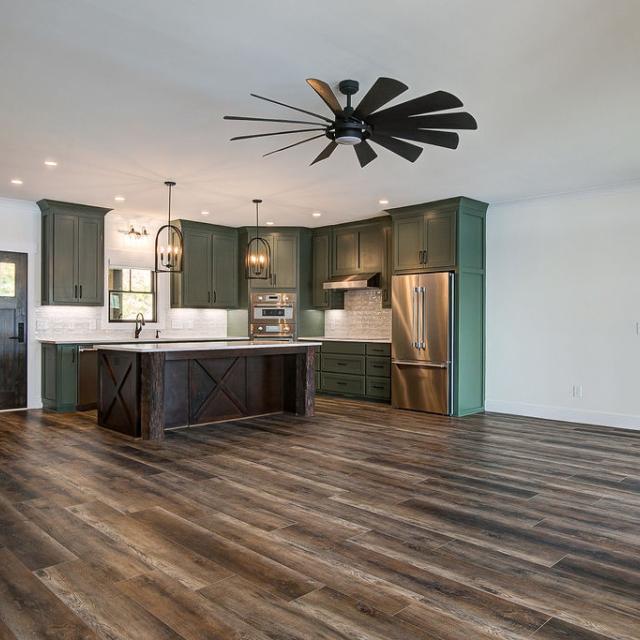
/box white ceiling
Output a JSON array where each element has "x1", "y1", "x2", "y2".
[{"x1": 1, "y1": 0, "x2": 639, "y2": 227}]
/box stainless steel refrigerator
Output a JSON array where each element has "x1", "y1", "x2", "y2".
[{"x1": 391, "y1": 272, "x2": 453, "y2": 414}]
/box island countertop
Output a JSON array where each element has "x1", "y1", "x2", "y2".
[{"x1": 96, "y1": 340, "x2": 321, "y2": 352}]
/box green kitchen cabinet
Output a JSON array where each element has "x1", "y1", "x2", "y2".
[
  {"x1": 311, "y1": 229, "x2": 331, "y2": 308},
  {"x1": 389, "y1": 200, "x2": 457, "y2": 273},
  {"x1": 42, "y1": 343, "x2": 79, "y2": 412},
  {"x1": 249, "y1": 231, "x2": 298, "y2": 290},
  {"x1": 38, "y1": 200, "x2": 110, "y2": 306},
  {"x1": 171, "y1": 220, "x2": 238, "y2": 309}
]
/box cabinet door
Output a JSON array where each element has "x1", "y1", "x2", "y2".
[
  {"x1": 272, "y1": 234, "x2": 297, "y2": 289},
  {"x1": 57, "y1": 345, "x2": 78, "y2": 409},
  {"x1": 332, "y1": 227, "x2": 359, "y2": 275},
  {"x1": 183, "y1": 228, "x2": 213, "y2": 307},
  {"x1": 77, "y1": 216, "x2": 103, "y2": 304},
  {"x1": 311, "y1": 232, "x2": 330, "y2": 308},
  {"x1": 212, "y1": 232, "x2": 238, "y2": 308},
  {"x1": 381, "y1": 224, "x2": 392, "y2": 307},
  {"x1": 424, "y1": 211, "x2": 455, "y2": 269},
  {"x1": 358, "y1": 223, "x2": 385, "y2": 274},
  {"x1": 393, "y1": 216, "x2": 424, "y2": 272},
  {"x1": 51, "y1": 214, "x2": 78, "y2": 303}
]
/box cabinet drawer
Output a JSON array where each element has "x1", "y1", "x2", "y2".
[
  {"x1": 314, "y1": 353, "x2": 321, "y2": 371},
  {"x1": 366, "y1": 343, "x2": 390, "y2": 357},
  {"x1": 322, "y1": 373, "x2": 365, "y2": 396},
  {"x1": 366, "y1": 356, "x2": 391, "y2": 377},
  {"x1": 322, "y1": 354, "x2": 365, "y2": 376},
  {"x1": 320, "y1": 341, "x2": 365, "y2": 355},
  {"x1": 366, "y1": 377, "x2": 391, "y2": 399}
]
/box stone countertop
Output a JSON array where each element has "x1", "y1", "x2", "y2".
[
  {"x1": 38, "y1": 336, "x2": 250, "y2": 345},
  {"x1": 298, "y1": 336, "x2": 391, "y2": 344},
  {"x1": 95, "y1": 340, "x2": 322, "y2": 353}
]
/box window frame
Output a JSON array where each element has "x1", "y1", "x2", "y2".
[{"x1": 108, "y1": 267, "x2": 157, "y2": 323}]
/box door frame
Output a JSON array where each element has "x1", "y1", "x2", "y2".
[{"x1": 0, "y1": 250, "x2": 28, "y2": 411}]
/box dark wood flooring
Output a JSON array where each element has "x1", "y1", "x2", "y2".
[{"x1": 0, "y1": 397, "x2": 639, "y2": 639}]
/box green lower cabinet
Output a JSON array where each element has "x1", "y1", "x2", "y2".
[
  {"x1": 316, "y1": 341, "x2": 391, "y2": 403},
  {"x1": 365, "y1": 377, "x2": 391, "y2": 400},
  {"x1": 42, "y1": 343, "x2": 78, "y2": 412}
]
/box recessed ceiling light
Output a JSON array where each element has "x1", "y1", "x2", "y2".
[
  {"x1": 312, "y1": 212, "x2": 322, "y2": 218},
  {"x1": 114, "y1": 196, "x2": 125, "y2": 202},
  {"x1": 201, "y1": 210, "x2": 210, "y2": 216},
  {"x1": 44, "y1": 160, "x2": 58, "y2": 167},
  {"x1": 378, "y1": 199, "x2": 389, "y2": 205},
  {"x1": 266, "y1": 221, "x2": 275, "y2": 226},
  {"x1": 10, "y1": 179, "x2": 23, "y2": 185}
]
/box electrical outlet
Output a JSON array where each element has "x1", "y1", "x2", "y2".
[
  {"x1": 571, "y1": 384, "x2": 583, "y2": 399},
  {"x1": 636, "y1": 321, "x2": 640, "y2": 335}
]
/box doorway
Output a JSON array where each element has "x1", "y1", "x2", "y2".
[{"x1": 0, "y1": 251, "x2": 27, "y2": 410}]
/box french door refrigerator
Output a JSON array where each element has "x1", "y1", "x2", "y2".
[{"x1": 391, "y1": 272, "x2": 453, "y2": 414}]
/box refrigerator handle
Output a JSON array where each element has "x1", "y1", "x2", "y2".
[
  {"x1": 411, "y1": 287, "x2": 420, "y2": 349},
  {"x1": 421, "y1": 287, "x2": 427, "y2": 350}
]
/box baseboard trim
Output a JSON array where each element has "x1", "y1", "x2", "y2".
[{"x1": 485, "y1": 400, "x2": 640, "y2": 431}]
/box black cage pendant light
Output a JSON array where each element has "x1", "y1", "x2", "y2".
[
  {"x1": 155, "y1": 180, "x2": 184, "y2": 273},
  {"x1": 244, "y1": 198, "x2": 271, "y2": 280}
]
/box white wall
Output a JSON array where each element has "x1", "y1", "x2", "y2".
[
  {"x1": 0, "y1": 197, "x2": 42, "y2": 409},
  {"x1": 486, "y1": 183, "x2": 640, "y2": 429}
]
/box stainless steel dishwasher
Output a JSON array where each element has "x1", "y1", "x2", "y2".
[{"x1": 77, "y1": 346, "x2": 98, "y2": 410}]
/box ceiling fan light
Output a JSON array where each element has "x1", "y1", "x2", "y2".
[{"x1": 335, "y1": 135, "x2": 361, "y2": 145}]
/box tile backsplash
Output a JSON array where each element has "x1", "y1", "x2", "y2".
[
  {"x1": 324, "y1": 290, "x2": 391, "y2": 340},
  {"x1": 34, "y1": 305, "x2": 228, "y2": 340}
]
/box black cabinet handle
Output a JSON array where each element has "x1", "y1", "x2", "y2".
[
  {"x1": 372, "y1": 364, "x2": 384, "y2": 369},
  {"x1": 213, "y1": 290, "x2": 217, "y2": 303},
  {"x1": 79, "y1": 285, "x2": 83, "y2": 299},
  {"x1": 9, "y1": 322, "x2": 25, "y2": 343},
  {"x1": 372, "y1": 385, "x2": 385, "y2": 390},
  {"x1": 337, "y1": 381, "x2": 347, "y2": 386},
  {"x1": 74, "y1": 284, "x2": 78, "y2": 298},
  {"x1": 72, "y1": 349, "x2": 75, "y2": 364}
]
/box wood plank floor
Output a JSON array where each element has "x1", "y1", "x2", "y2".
[{"x1": 0, "y1": 397, "x2": 639, "y2": 639}]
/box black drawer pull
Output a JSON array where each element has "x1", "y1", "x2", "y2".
[
  {"x1": 372, "y1": 364, "x2": 384, "y2": 368},
  {"x1": 337, "y1": 362, "x2": 347, "y2": 366},
  {"x1": 337, "y1": 381, "x2": 347, "y2": 386},
  {"x1": 372, "y1": 385, "x2": 385, "y2": 390}
]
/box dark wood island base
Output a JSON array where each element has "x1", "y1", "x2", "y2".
[{"x1": 97, "y1": 341, "x2": 319, "y2": 441}]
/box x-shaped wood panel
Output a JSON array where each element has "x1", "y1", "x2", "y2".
[
  {"x1": 191, "y1": 357, "x2": 247, "y2": 422},
  {"x1": 101, "y1": 354, "x2": 135, "y2": 430}
]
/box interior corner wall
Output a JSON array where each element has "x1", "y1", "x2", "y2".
[
  {"x1": 486, "y1": 183, "x2": 640, "y2": 430},
  {"x1": 0, "y1": 196, "x2": 42, "y2": 409}
]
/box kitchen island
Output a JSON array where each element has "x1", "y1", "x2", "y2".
[{"x1": 96, "y1": 341, "x2": 320, "y2": 441}]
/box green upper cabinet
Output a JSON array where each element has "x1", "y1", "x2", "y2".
[
  {"x1": 389, "y1": 199, "x2": 459, "y2": 273},
  {"x1": 38, "y1": 200, "x2": 110, "y2": 306},
  {"x1": 249, "y1": 231, "x2": 298, "y2": 290},
  {"x1": 332, "y1": 227, "x2": 359, "y2": 275},
  {"x1": 171, "y1": 220, "x2": 238, "y2": 309},
  {"x1": 311, "y1": 229, "x2": 331, "y2": 308}
]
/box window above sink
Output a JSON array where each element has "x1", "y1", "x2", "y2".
[{"x1": 108, "y1": 267, "x2": 156, "y2": 322}]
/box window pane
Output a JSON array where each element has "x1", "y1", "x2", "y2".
[
  {"x1": 130, "y1": 269, "x2": 152, "y2": 292},
  {"x1": 109, "y1": 292, "x2": 155, "y2": 321},
  {"x1": 0, "y1": 262, "x2": 15, "y2": 297}
]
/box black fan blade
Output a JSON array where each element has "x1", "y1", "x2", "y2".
[
  {"x1": 224, "y1": 115, "x2": 330, "y2": 126},
  {"x1": 374, "y1": 127, "x2": 459, "y2": 149},
  {"x1": 306, "y1": 79, "x2": 342, "y2": 114},
  {"x1": 405, "y1": 112, "x2": 477, "y2": 130},
  {"x1": 310, "y1": 141, "x2": 338, "y2": 165},
  {"x1": 264, "y1": 134, "x2": 326, "y2": 157},
  {"x1": 353, "y1": 77, "x2": 408, "y2": 119},
  {"x1": 354, "y1": 140, "x2": 378, "y2": 167},
  {"x1": 367, "y1": 91, "x2": 464, "y2": 121},
  {"x1": 369, "y1": 133, "x2": 423, "y2": 162},
  {"x1": 250, "y1": 93, "x2": 334, "y2": 123},
  {"x1": 230, "y1": 128, "x2": 326, "y2": 141}
]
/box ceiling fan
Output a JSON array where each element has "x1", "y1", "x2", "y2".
[{"x1": 224, "y1": 77, "x2": 477, "y2": 167}]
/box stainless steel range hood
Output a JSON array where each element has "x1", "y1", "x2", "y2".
[{"x1": 323, "y1": 272, "x2": 381, "y2": 290}]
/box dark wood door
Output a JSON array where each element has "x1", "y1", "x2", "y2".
[{"x1": 0, "y1": 251, "x2": 27, "y2": 409}]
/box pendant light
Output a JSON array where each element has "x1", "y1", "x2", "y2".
[
  {"x1": 244, "y1": 198, "x2": 272, "y2": 280},
  {"x1": 155, "y1": 180, "x2": 184, "y2": 273}
]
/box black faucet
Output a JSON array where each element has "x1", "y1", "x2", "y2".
[{"x1": 134, "y1": 313, "x2": 145, "y2": 339}]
